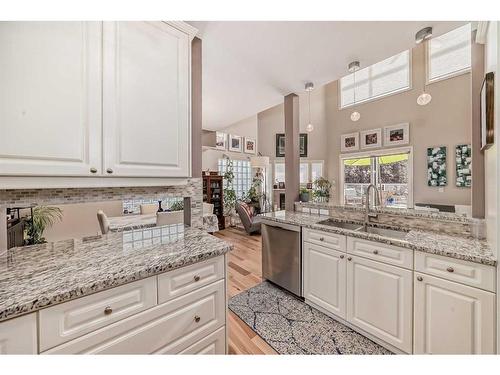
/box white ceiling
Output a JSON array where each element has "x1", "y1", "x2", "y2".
[{"x1": 189, "y1": 21, "x2": 468, "y2": 130}]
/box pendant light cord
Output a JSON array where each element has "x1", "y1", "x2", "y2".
[
  {"x1": 308, "y1": 90, "x2": 311, "y2": 124},
  {"x1": 353, "y1": 67, "x2": 357, "y2": 105}
]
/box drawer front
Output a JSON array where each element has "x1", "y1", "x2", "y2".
[
  {"x1": 39, "y1": 276, "x2": 157, "y2": 351},
  {"x1": 0, "y1": 313, "x2": 38, "y2": 354},
  {"x1": 177, "y1": 327, "x2": 226, "y2": 354},
  {"x1": 415, "y1": 252, "x2": 496, "y2": 292},
  {"x1": 347, "y1": 237, "x2": 413, "y2": 269},
  {"x1": 303, "y1": 228, "x2": 346, "y2": 251},
  {"x1": 158, "y1": 256, "x2": 224, "y2": 304},
  {"x1": 44, "y1": 280, "x2": 225, "y2": 354}
]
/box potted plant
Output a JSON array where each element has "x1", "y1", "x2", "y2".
[
  {"x1": 299, "y1": 187, "x2": 310, "y2": 202},
  {"x1": 222, "y1": 159, "x2": 238, "y2": 226},
  {"x1": 25, "y1": 205, "x2": 63, "y2": 245},
  {"x1": 312, "y1": 177, "x2": 332, "y2": 203}
]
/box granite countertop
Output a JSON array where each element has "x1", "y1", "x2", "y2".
[
  {"x1": 259, "y1": 211, "x2": 496, "y2": 266},
  {"x1": 0, "y1": 225, "x2": 232, "y2": 322},
  {"x1": 296, "y1": 201, "x2": 475, "y2": 224},
  {"x1": 108, "y1": 213, "x2": 157, "y2": 232}
]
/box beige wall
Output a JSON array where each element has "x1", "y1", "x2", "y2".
[
  {"x1": 258, "y1": 85, "x2": 328, "y2": 167},
  {"x1": 325, "y1": 43, "x2": 472, "y2": 207},
  {"x1": 202, "y1": 114, "x2": 258, "y2": 172}
]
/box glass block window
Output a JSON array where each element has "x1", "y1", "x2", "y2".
[
  {"x1": 122, "y1": 197, "x2": 183, "y2": 215},
  {"x1": 428, "y1": 23, "x2": 471, "y2": 83},
  {"x1": 218, "y1": 158, "x2": 252, "y2": 199},
  {"x1": 340, "y1": 50, "x2": 411, "y2": 108}
]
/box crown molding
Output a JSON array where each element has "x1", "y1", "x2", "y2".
[
  {"x1": 475, "y1": 21, "x2": 489, "y2": 44},
  {"x1": 164, "y1": 21, "x2": 198, "y2": 40}
]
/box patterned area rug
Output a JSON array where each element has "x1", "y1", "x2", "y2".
[{"x1": 229, "y1": 281, "x2": 392, "y2": 355}]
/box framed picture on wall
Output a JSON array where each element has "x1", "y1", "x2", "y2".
[
  {"x1": 384, "y1": 123, "x2": 409, "y2": 147},
  {"x1": 427, "y1": 146, "x2": 447, "y2": 186},
  {"x1": 455, "y1": 144, "x2": 472, "y2": 188},
  {"x1": 275, "y1": 133, "x2": 308, "y2": 157},
  {"x1": 215, "y1": 132, "x2": 227, "y2": 150},
  {"x1": 480, "y1": 72, "x2": 494, "y2": 150},
  {"x1": 340, "y1": 132, "x2": 359, "y2": 152},
  {"x1": 360, "y1": 128, "x2": 382, "y2": 149},
  {"x1": 244, "y1": 137, "x2": 256, "y2": 154},
  {"x1": 228, "y1": 134, "x2": 243, "y2": 152}
]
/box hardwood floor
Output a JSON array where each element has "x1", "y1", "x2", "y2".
[{"x1": 214, "y1": 227, "x2": 277, "y2": 355}]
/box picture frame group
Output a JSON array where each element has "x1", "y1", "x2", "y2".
[
  {"x1": 340, "y1": 123, "x2": 409, "y2": 153},
  {"x1": 216, "y1": 132, "x2": 256, "y2": 154}
]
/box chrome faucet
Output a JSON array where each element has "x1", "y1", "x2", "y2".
[{"x1": 364, "y1": 184, "x2": 380, "y2": 229}]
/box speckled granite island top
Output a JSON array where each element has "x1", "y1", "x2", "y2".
[
  {"x1": 0, "y1": 225, "x2": 232, "y2": 322},
  {"x1": 259, "y1": 211, "x2": 496, "y2": 267}
]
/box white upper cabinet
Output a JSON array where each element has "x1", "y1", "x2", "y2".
[
  {"x1": 103, "y1": 22, "x2": 191, "y2": 177},
  {"x1": 0, "y1": 22, "x2": 102, "y2": 176},
  {"x1": 0, "y1": 21, "x2": 194, "y2": 180}
]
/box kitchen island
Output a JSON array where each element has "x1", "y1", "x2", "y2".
[{"x1": 0, "y1": 224, "x2": 232, "y2": 354}]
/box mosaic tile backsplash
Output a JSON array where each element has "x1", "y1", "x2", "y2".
[{"x1": 1, "y1": 177, "x2": 203, "y2": 233}]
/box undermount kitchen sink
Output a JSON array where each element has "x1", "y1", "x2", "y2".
[
  {"x1": 317, "y1": 219, "x2": 408, "y2": 240},
  {"x1": 356, "y1": 225, "x2": 409, "y2": 240}
]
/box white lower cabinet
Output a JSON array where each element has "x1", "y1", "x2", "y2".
[
  {"x1": 303, "y1": 242, "x2": 346, "y2": 319},
  {"x1": 0, "y1": 313, "x2": 37, "y2": 354},
  {"x1": 414, "y1": 273, "x2": 495, "y2": 354},
  {"x1": 346, "y1": 255, "x2": 413, "y2": 353},
  {"x1": 177, "y1": 327, "x2": 226, "y2": 354},
  {"x1": 44, "y1": 280, "x2": 225, "y2": 354}
]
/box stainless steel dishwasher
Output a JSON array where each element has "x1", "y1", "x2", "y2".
[{"x1": 261, "y1": 221, "x2": 302, "y2": 297}]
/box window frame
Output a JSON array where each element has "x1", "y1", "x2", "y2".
[
  {"x1": 339, "y1": 50, "x2": 413, "y2": 109},
  {"x1": 272, "y1": 159, "x2": 325, "y2": 185},
  {"x1": 338, "y1": 146, "x2": 414, "y2": 208},
  {"x1": 218, "y1": 158, "x2": 253, "y2": 199},
  {"x1": 425, "y1": 24, "x2": 472, "y2": 85}
]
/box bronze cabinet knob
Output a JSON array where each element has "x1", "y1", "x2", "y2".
[
  {"x1": 446, "y1": 267, "x2": 454, "y2": 273},
  {"x1": 194, "y1": 315, "x2": 201, "y2": 323},
  {"x1": 319, "y1": 237, "x2": 325, "y2": 241},
  {"x1": 106, "y1": 168, "x2": 113, "y2": 174},
  {"x1": 194, "y1": 275, "x2": 201, "y2": 282},
  {"x1": 417, "y1": 276, "x2": 423, "y2": 282},
  {"x1": 373, "y1": 250, "x2": 379, "y2": 255},
  {"x1": 347, "y1": 257, "x2": 352, "y2": 261},
  {"x1": 90, "y1": 167, "x2": 97, "y2": 173},
  {"x1": 340, "y1": 255, "x2": 345, "y2": 259},
  {"x1": 104, "y1": 306, "x2": 113, "y2": 315}
]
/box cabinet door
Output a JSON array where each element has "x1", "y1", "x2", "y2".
[
  {"x1": 103, "y1": 21, "x2": 190, "y2": 177},
  {"x1": 414, "y1": 273, "x2": 495, "y2": 354},
  {"x1": 0, "y1": 313, "x2": 38, "y2": 354},
  {"x1": 0, "y1": 22, "x2": 102, "y2": 176},
  {"x1": 303, "y1": 242, "x2": 346, "y2": 319},
  {"x1": 346, "y1": 256, "x2": 413, "y2": 353}
]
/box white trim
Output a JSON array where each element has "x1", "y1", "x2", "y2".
[
  {"x1": 338, "y1": 146, "x2": 414, "y2": 208},
  {"x1": 0, "y1": 176, "x2": 190, "y2": 189}
]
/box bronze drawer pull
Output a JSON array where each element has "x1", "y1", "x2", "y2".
[
  {"x1": 319, "y1": 237, "x2": 325, "y2": 241},
  {"x1": 340, "y1": 255, "x2": 345, "y2": 259},
  {"x1": 194, "y1": 315, "x2": 201, "y2": 323},
  {"x1": 194, "y1": 275, "x2": 201, "y2": 282},
  {"x1": 373, "y1": 250, "x2": 379, "y2": 255},
  {"x1": 104, "y1": 306, "x2": 113, "y2": 315},
  {"x1": 347, "y1": 257, "x2": 352, "y2": 261},
  {"x1": 417, "y1": 276, "x2": 423, "y2": 282},
  {"x1": 446, "y1": 267, "x2": 454, "y2": 273}
]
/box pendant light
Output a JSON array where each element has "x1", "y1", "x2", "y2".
[
  {"x1": 348, "y1": 61, "x2": 361, "y2": 122},
  {"x1": 415, "y1": 26, "x2": 433, "y2": 106},
  {"x1": 305, "y1": 82, "x2": 314, "y2": 132}
]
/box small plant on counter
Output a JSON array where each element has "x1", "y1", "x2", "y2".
[
  {"x1": 25, "y1": 205, "x2": 63, "y2": 245},
  {"x1": 299, "y1": 187, "x2": 310, "y2": 202},
  {"x1": 169, "y1": 200, "x2": 184, "y2": 212},
  {"x1": 312, "y1": 177, "x2": 332, "y2": 203}
]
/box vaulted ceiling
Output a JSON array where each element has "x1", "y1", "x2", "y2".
[{"x1": 188, "y1": 21, "x2": 468, "y2": 130}]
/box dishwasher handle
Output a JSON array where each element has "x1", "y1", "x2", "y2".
[{"x1": 262, "y1": 221, "x2": 300, "y2": 232}]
